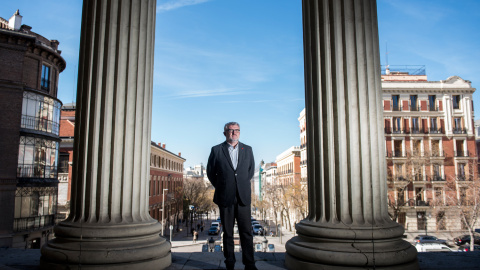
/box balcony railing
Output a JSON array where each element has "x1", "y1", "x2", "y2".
[
  {"x1": 429, "y1": 105, "x2": 439, "y2": 111},
  {"x1": 13, "y1": 215, "x2": 55, "y2": 232},
  {"x1": 429, "y1": 127, "x2": 442, "y2": 134},
  {"x1": 455, "y1": 150, "x2": 469, "y2": 157},
  {"x1": 386, "y1": 151, "x2": 406, "y2": 158},
  {"x1": 431, "y1": 150, "x2": 445, "y2": 157},
  {"x1": 456, "y1": 175, "x2": 472, "y2": 181},
  {"x1": 392, "y1": 127, "x2": 404, "y2": 134},
  {"x1": 453, "y1": 128, "x2": 467, "y2": 134},
  {"x1": 410, "y1": 104, "x2": 418, "y2": 111},
  {"x1": 17, "y1": 164, "x2": 57, "y2": 179},
  {"x1": 392, "y1": 105, "x2": 401, "y2": 111},
  {"x1": 416, "y1": 200, "x2": 430, "y2": 207},
  {"x1": 410, "y1": 127, "x2": 422, "y2": 134},
  {"x1": 21, "y1": 115, "x2": 60, "y2": 135},
  {"x1": 427, "y1": 175, "x2": 446, "y2": 182}
]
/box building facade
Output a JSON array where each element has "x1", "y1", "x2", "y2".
[
  {"x1": 149, "y1": 142, "x2": 185, "y2": 234},
  {"x1": 57, "y1": 103, "x2": 75, "y2": 220},
  {"x1": 0, "y1": 11, "x2": 65, "y2": 248},
  {"x1": 298, "y1": 108, "x2": 307, "y2": 184},
  {"x1": 275, "y1": 146, "x2": 301, "y2": 186},
  {"x1": 382, "y1": 67, "x2": 478, "y2": 232}
]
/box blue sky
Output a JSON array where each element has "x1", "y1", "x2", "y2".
[{"x1": 3, "y1": 0, "x2": 479, "y2": 168}]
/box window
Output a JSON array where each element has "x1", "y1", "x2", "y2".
[
  {"x1": 457, "y1": 163, "x2": 466, "y2": 180},
  {"x1": 412, "y1": 140, "x2": 421, "y2": 156},
  {"x1": 430, "y1": 117, "x2": 438, "y2": 132},
  {"x1": 436, "y1": 211, "x2": 446, "y2": 230},
  {"x1": 452, "y1": 95, "x2": 461, "y2": 109},
  {"x1": 395, "y1": 164, "x2": 405, "y2": 180},
  {"x1": 393, "y1": 117, "x2": 402, "y2": 133},
  {"x1": 41, "y1": 65, "x2": 50, "y2": 90},
  {"x1": 411, "y1": 117, "x2": 420, "y2": 133},
  {"x1": 393, "y1": 140, "x2": 403, "y2": 157},
  {"x1": 431, "y1": 140, "x2": 441, "y2": 156},
  {"x1": 13, "y1": 186, "x2": 57, "y2": 232},
  {"x1": 21, "y1": 91, "x2": 61, "y2": 135},
  {"x1": 456, "y1": 140, "x2": 465, "y2": 157},
  {"x1": 453, "y1": 117, "x2": 463, "y2": 133},
  {"x1": 410, "y1": 95, "x2": 418, "y2": 111},
  {"x1": 392, "y1": 95, "x2": 400, "y2": 111},
  {"x1": 417, "y1": 211, "x2": 426, "y2": 230},
  {"x1": 433, "y1": 164, "x2": 440, "y2": 179},
  {"x1": 17, "y1": 136, "x2": 59, "y2": 179},
  {"x1": 428, "y1": 95, "x2": 437, "y2": 111},
  {"x1": 58, "y1": 153, "x2": 69, "y2": 174}
]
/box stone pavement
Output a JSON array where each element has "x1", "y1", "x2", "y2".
[{"x1": 2, "y1": 218, "x2": 480, "y2": 269}]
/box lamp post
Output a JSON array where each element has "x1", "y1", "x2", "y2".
[
  {"x1": 208, "y1": 237, "x2": 215, "y2": 252},
  {"x1": 161, "y1": 188, "x2": 168, "y2": 236}
]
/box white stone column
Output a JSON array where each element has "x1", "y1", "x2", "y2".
[
  {"x1": 40, "y1": 0, "x2": 171, "y2": 269},
  {"x1": 285, "y1": 0, "x2": 418, "y2": 269}
]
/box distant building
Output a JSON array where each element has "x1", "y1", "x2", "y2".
[
  {"x1": 382, "y1": 66, "x2": 478, "y2": 232},
  {"x1": 184, "y1": 164, "x2": 206, "y2": 183},
  {"x1": 0, "y1": 10, "x2": 66, "y2": 248},
  {"x1": 150, "y1": 142, "x2": 185, "y2": 234},
  {"x1": 275, "y1": 146, "x2": 301, "y2": 186},
  {"x1": 57, "y1": 103, "x2": 76, "y2": 220},
  {"x1": 298, "y1": 109, "x2": 307, "y2": 185}
]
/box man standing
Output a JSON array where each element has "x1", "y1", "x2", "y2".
[{"x1": 207, "y1": 122, "x2": 257, "y2": 270}]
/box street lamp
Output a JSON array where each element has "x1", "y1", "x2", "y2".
[
  {"x1": 161, "y1": 188, "x2": 168, "y2": 236},
  {"x1": 208, "y1": 237, "x2": 215, "y2": 252}
]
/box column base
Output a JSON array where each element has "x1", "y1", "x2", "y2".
[
  {"x1": 285, "y1": 221, "x2": 419, "y2": 270},
  {"x1": 40, "y1": 220, "x2": 171, "y2": 269}
]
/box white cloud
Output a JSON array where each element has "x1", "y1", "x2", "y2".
[{"x1": 157, "y1": 0, "x2": 212, "y2": 12}]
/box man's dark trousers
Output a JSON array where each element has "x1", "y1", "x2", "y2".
[{"x1": 220, "y1": 195, "x2": 255, "y2": 269}]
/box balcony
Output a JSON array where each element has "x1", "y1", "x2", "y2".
[
  {"x1": 429, "y1": 127, "x2": 442, "y2": 134},
  {"x1": 455, "y1": 150, "x2": 469, "y2": 157},
  {"x1": 416, "y1": 200, "x2": 430, "y2": 207},
  {"x1": 17, "y1": 164, "x2": 57, "y2": 179},
  {"x1": 427, "y1": 175, "x2": 446, "y2": 182},
  {"x1": 13, "y1": 215, "x2": 55, "y2": 232},
  {"x1": 410, "y1": 104, "x2": 418, "y2": 111},
  {"x1": 453, "y1": 128, "x2": 467, "y2": 134},
  {"x1": 431, "y1": 150, "x2": 445, "y2": 157},
  {"x1": 392, "y1": 105, "x2": 401, "y2": 111},
  {"x1": 392, "y1": 127, "x2": 404, "y2": 134},
  {"x1": 410, "y1": 127, "x2": 423, "y2": 134},
  {"x1": 21, "y1": 115, "x2": 60, "y2": 135},
  {"x1": 456, "y1": 175, "x2": 472, "y2": 181},
  {"x1": 429, "y1": 105, "x2": 439, "y2": 111}
]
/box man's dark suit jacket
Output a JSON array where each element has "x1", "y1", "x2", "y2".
[{"x1": 207, "y1": 141, "x2": 255, "y2": 207}]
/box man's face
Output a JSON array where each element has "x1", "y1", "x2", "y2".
[{"x1": 224, "y1": 124, "x2": 240, "y2": 143}]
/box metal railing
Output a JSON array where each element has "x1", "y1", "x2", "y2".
[
  {"x1": 455, "y1": 150, "x2": 469, "y2": 157},
  {"x1": 21, "y1": 115, "x2": 60, "y2": 135},
  {"x1": 429, "y1": 105, "x2": 439, "y2": 111},
  {"x1": 453, "y1": 128, "x2": 467, "y2": 134},
  {"x1": 13, "y1": 215, "x2": 55, "y2": 232},
  {"x1": 17, "y1": 164, "x2": 57, "y2": 178},
  {"x1": 429, "y1": 127, "x2": 443, "y2": 134}
]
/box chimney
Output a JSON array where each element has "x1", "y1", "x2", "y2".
[
  {"x1": 178, "y1": 152, "x2": 181, "y2": 157},
  {"x1": 162, "y1": 144, "x2": 166, "y2": 149},
  {"x1": 158, "y1": 142, "x2": 161, "y2": 147},
  {"x1": 9, "y1": 10, "x2": 22, "y2": 31}
]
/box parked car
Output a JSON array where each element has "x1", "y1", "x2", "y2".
[
  {"x1": 413, "y1": 235, "x2": 447, "y2": 245},
  {"x1": 208, "y1": 226, "x2": 220, "y2": 235},
  {"x1": 458, "y1": 245, "x2": 480, "y2": 252},
  {"x1": 415, "y1": 243, "x2": 455, "y2": 252},
  {"x1": 211, "y1": 221, "x2": 220, "y2": 228},
  {"x1": 454, "y1": 234, "x2": 480, "y2": 246},
  {"x1": 252, "y1": 224, "x2": 264, "y2": 235},
  {"x1": 251, "y1": 221, "x2": 260, "y2": 226}
]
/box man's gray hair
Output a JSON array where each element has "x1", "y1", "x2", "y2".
[{"x1": 224, "y1": 122, "x2": 240, "y2": 132}]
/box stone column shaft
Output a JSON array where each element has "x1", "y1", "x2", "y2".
[
  {"x1": 41, "y1": 0, "x2": 171, "y2": 269},
  {"x1": 286, "y1": 0, "x2": 418, "y2": 269}
]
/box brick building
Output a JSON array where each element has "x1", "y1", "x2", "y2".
[
  {"x1": 149, "y1": 142, "x2": 185, "y2": 235},
  {"x1": 0, "y1": 10, "x2": 65, "y2": 248},
  {"x1": 57, "y1": 103, "x2": 75, "y2": 220},
  {"x1": 382, "y1": 66, "x2": 478, "y2": 232}
]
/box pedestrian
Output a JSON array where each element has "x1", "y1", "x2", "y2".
[
  {"x1": 207, "y1": 122, "x2": 257, "y2": 270},
  {"x1": 193, "y1": 230, "x2": 198, "y2": 243}
]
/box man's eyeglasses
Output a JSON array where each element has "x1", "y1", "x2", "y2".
[{"x1": 226, "y1": 129, "x2": 240, "y2": 134}]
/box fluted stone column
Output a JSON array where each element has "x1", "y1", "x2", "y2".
[
  {"x1": 40, "y1": 0, "x2": 171, "y2": 269},
  {"x1": 285, "y1": 1, "x2": 418, "y2": 269}
]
